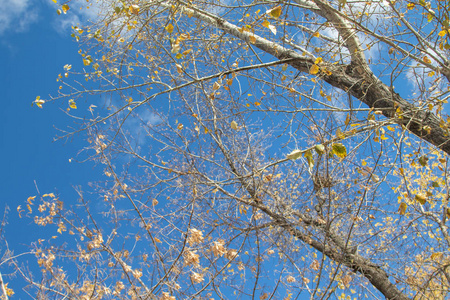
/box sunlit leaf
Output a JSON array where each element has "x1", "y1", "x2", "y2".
[
  {"x1": 176, "y1": 64, "x2": 183, "y2": 73},
  {"x1": 34, "y1": 96, "x2": 45, "y2": 108},
  {"x1": 166, "y1": 23, "x2": 174, "y2": 33},
  {"x1": 230, "y1": 121, "x2": 238, "y2": 130},
  {"x1": 267, "y1": 6, "x2": 282, "y2": 18},
  {"x1": 304, "y1": 150, "x2": 314, "y2": 169},
  {"x1": 315, "y1": 57, "x2": 323, "y2": 64},
  {"x1": 309, "y1": 64, "x2": 319, "y2": 75},
  {"x1": 286, "y1": 149, "x2": 302, "y2": 160},
  {"x1": 431, "y1": 252, "x2": 442, "y2": 260},
  {"x1": 61, "y1": 4, "x2": 69, "y2": 14},
  {"x1": 171, "y1": 44, "x2": 180, "y2": 54},
  {"x1": 438, "y1": 30, "x2": 447, "y2": 37},
  {"x1": 331, "y1": 143, "x2": 347, "y2": 158},
  {"x1": 315, "y1": 144, "x2": 325, "y2": 155},
  {"x1": 68, "y1": 99, "x2": 77, "y2": 109},
  {"x1": 415, "y1": 193, "x2": 427, "y2": 204},
  {"x1": 398, "y1": 202, "x2": 407, "y2": 215},
  {"x1": 129, "y1": 4, "x2": 140, "y2": 15},
  {"x1": 261, "y1": 20, "x2": 277, "y2": 34}
]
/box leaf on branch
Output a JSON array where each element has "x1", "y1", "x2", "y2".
[
  {"x1": 68, "y1": 99, "x2": 77, "y2": 109},
  {"x1": 267, "y1": 6, "x2": 282, "y2": 19},
  {"x1": 262, "y1": 20, "x2": 277, "y2": 35},
  {"x1": 166, "y1": 23, "x2": 174, "y2": 33},
  {"x1": 423, "y1": 56, "x2": 431, "y2": 64},
  {"x1": 176, "y1": 64, "x2": 183, "y2": 73},
  {"x1": 418, "y1": 156, "x2": 428, "y2": 166},
  {"x1": 398, "y1": 202, "x2": 407, "y2": 215},
  {"x1": 287, "y1": 149, "x2": 302, "y2": 160},
  {"x1": 61, "y1": 4, "x2": 69, "y2": 14},
  {"x1": 171, "y1": 44, "x2": 180, "y2": 54},
  {"x1": 230, "y1": 121, "x2": 238, "y2": 130},
  {"x1": 309, "y1": 64, "x2": 319, "y2": 75},
  {"x1": 34, "y1": 96, "x2": 45, "y2": 108},
  {"x1": 315, "y1": 144, "x2": 325, "y2": 155},
  {"x1": 415, "y1": 193, "x2": 427, "y2": 204},
  {"x1": 129, "y1": 5, "x2": 140, "y2": 15},
  {"x1": 304, "y1": 150, "x2": 314, "y2": 169},
  {"x1": 331, "y1": 143, "x2": 347, "y2": 158}
]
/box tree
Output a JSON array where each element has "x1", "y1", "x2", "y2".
[{"x1": 9, "y1": 0, "x2": 450, "y2": 298}]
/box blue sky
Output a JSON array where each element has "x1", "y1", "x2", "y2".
[{"x1": 0, "y1": 1, "x2": 98, "y2": 296}]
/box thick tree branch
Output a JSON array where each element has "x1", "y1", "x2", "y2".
[{"x1": 177, "y1": 1, "x2": 450, "y2": 155}]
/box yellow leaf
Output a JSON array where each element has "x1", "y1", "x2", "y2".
[
  {"x1": 315, "y1": 57, "x2": 323, "y2": 64},
  {"x1": 154, "y1": 237, "x2": 162, "y2": 243},
  {"x1": 331, "y1": 143, "x2": 347, "y2": 158},
  {"x1": 398, "y1": 202, "x2": 407, "y2": 215},
  {"x1": 262, "y1": 20, "x2": 277, "y2": 34},
  {"x1": 27, "y1": 196, "x2": 36, "y2": 203},
  {"x1": 182, "y1": 49, "x2": 192, "y2": 55},
  {"x1": 415, "y1": 193, "x2": 427, "y2": 204},
  {"x1": 423, "y1": 56, "x2": 431, "y2": 64},
  {"x1": 431, "y1": 252, "x2": 442, "y2": 260},
  {"x1": 166, "y1": 23, "x2": 174, "y2": 33},
  {"x1": 309, "y1": 64, "x2": 319, "y2": 75},
  {"x1": 230, "y1": 120, "x2": 238, "y2": 130},
  {"x1": 176, "y1": 64, "x2": 183, "y2": 73},
  {"x1": 52, "y1": 0, "x2": 57, "y2": 3},
  {"x1": 254, "y1": 101, "x2": 261, "y2": 106},
  {"x1": 69, "y1": 99, "x2": 77, "y2": 109},
  {"x1": 34, "y1": 96, "x2": 45, "y2": 108},
  {"x1": 268, "y1": 6, "x2": 282, "y2": 18},
  {"x1": 129, "y1": 4, "x2": 140, "y2": 15},
  {"x1": 439, "y1": 30, "x2": 447, "y2": 37},
  {"x1": 406, "y1": 2, "x2": 415, "y2": 9},
  {"x1": 177, "y1": 123, "x2": 183, "y2": 130},
  {"x1": 249, "y1": 35, "x2": 256, "y2": 44},
  {"x1": 27, "y1": 204, "x2": 32, "y2": 213},
  {"x1": 62, "y1": 4, "x2": 69, "y2": 14}
]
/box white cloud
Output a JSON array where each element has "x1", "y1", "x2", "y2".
[
  {"x1": 0, "y1": 0, "x2": 38, "y2": 35},
  {"x1": 45, "y1": 0, "x2": 103, "y2": 34}
]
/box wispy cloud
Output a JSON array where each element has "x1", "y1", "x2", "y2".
[
  {"x1": 45, "y1": 0, "x2": 103, "y2": 34},
  {"x1": 0, "y1": 0, "x2": 38, "y2": 35}
]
